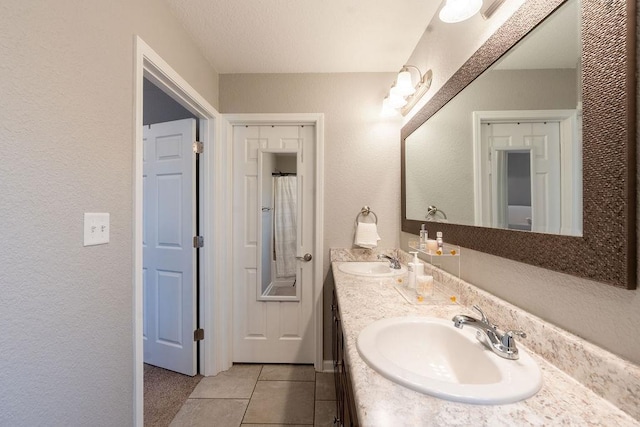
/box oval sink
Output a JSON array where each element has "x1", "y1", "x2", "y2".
[
  {"x1": 338, "y1": 262, "x2": 407, "y2": 277},
  {"x1": 357, "y1": 316, "x2": 542, "y2": 404}
]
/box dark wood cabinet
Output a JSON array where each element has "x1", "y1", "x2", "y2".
[{"x1": 332, "y1": 289, "x2": 359, "y2": 427}]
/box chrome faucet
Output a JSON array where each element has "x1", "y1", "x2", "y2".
[
  {"x1": 377, "y1": 254, "x2": 401, "y2": 269},
  {"x1": 452, "y1": 306, "x2": 526, "y2": 360}
]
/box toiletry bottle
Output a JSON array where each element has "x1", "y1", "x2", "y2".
[
  {"x1": 414, "y1": 255, "x2": 424, "y2": 278},
  {"x1": 419, "y1": 224, "x2": 428, "y2": 250},
  {"x1": 407, "y1": 251, "x2": 418, "y2": 289},
  {"x1": 436, "y1": 232, "x2": 443, "y2": 255}
]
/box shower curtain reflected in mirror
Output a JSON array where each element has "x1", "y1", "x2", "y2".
[{"x1": 274, "y1": 175, "x2": 297, "y2": 278}]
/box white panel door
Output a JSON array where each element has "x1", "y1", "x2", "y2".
[
  {"x1": 232, "y1": 125, "x2": 315, "y2": 363},
  {"x1": 481, "y1": 121, "x2": 561, "y2": 233},
  {"x1": 143, "y1": 118, "x2": 197, "y2": 376}
]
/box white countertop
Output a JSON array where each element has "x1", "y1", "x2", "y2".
[{"x1": 332, "y1": 261, "x2": 640, "y2": 426}]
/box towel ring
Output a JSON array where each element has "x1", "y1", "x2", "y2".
[
  {"x1": 355, "y1": 206, "x2": 378, "y2": 225},
  {"x1": 426, "y1": 205, "x2": 447, "y2": 220}
]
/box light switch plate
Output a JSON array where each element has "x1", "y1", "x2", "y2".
[{"x1": 84, "y1": 213, "x2": 110, "y2": 246}]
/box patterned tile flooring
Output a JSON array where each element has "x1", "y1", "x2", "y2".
[{"x1": 170, "y1": 364, "x2": 336, "y2": 427}]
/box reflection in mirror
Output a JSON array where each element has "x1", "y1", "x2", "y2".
[
  {"x1": 260, "y1": 152, "x2": 299, "y2": 300},
  {"x1": 502, "y1": 151, "x2": 532, "y2": 231},
  {"x1": 405, "y1": 0, "x2": 582, "y2": 236}
]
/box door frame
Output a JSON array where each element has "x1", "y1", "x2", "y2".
[
  {"x1": 225, "y1": 113, "x2": 325, "y2": 372},
  {"x1": 472, "y1": 109, "x2": 580, "y2": 234},
  {"x1": 134, "y1": 37, "x2": 233, "y2": 426}
]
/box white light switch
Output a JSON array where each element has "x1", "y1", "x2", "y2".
[{"x1": 84, "y1": 213, "x2": 110, "y2": 246}]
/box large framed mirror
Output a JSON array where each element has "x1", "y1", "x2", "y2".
[{"x1": 401, "y1": 0, "x2": 636, "y2": 288}]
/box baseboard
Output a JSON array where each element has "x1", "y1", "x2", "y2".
[{"x1": 322, "y1": 360, "x2": 335, "y2": 373}]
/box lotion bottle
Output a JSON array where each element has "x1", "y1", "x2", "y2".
[{"x1": 407, "y1": 251, "x2": 419, "y2": 289}]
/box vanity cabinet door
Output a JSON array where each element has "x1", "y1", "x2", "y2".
[
  {"x1": 332, "y1": 292, "x2": 345, "y2": 425},
  {"x1": 332, "y1": 290, "x2": 359, "y2": 427}
]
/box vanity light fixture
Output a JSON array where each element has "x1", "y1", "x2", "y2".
[
  {"x1": 381, "y1": 65, "x2": 433, "y2": 117},
  {"x1": 439, "y1": 0, "x2": 483, "y2": 23},
  {"x1": 481, "y1": 0, "x2": 505, "y2": 20}
]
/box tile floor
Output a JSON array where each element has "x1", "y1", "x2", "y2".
[{"x1": 170, "y1": 364, "x2": 336, "y2": 427}]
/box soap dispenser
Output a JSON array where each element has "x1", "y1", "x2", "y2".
[
  {"x1": 407, "y1": 251, "x2": 419, "y2": 289},
  {"x1": 414, "y1": 254, "x2": 424, "y2": 278}
]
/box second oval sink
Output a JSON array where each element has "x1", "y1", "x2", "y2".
[
  {"x1": 338, "y1": 262, "x2": 406, "y2": 277},
  {"x1": 357, "y1": 316, "x2": 542, "y2": 404}
]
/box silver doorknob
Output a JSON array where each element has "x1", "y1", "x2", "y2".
[{"x1": 296, "y1": 253, "x2": 313, "y2": 262}]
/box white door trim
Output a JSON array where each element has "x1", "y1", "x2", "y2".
[
  {"x1": 472, "y1": 109, "x2": 579, "y2": 233},
  {"x1": 134, "y1": 37, "x2": 233, "y2": 426},
  {"x1": 225, "y1": 113, "x2": 325, "y2": 372}
]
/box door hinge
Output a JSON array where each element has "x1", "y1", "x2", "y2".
[
  {"x1": 193, "y1": 236, "x2": 204, "y2": 248},
  {"x1": 194, "y1": 328, "x2": 204, "y2": 341},
  {"x1": 193, "y1": 141, "x2": 203, "y2": 154}
]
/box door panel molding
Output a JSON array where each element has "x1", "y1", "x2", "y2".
[{"x1": 143, "y1": 119, "x2": 196, "y2": 375}]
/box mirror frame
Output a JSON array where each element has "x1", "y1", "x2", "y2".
[{"x1": 401, "y1": 0, "x2": 636, "y2": 289}]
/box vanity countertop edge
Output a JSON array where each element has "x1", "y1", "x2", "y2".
[{"x1": 331, "y1": 260, "x2": 640, "y2": 426}]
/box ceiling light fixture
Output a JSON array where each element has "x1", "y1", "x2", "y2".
[
  {"x1": 381, "y1": 65, "x2": 433, "y2": 117},
  {"x1": 439, "y1": 0, "x2": 483, "y2": 23}
]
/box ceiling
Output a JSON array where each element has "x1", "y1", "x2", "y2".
[{"x1": 163, "y1": 0, "x2": 441, "y2": 74}]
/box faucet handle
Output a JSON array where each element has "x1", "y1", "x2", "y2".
[
  {"x1": 505, "y1": 330, "x2": 526, "y2": 339},
  {"x1": 472, "y1": 305, "x2": 491, "y2": 325},
  {"x1": 500, "y1": 330, "x2": 526, "y2": 350}
]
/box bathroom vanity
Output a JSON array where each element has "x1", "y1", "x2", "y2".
[
  {"x1": 332, "y1": 289, "x2": 359, "y2": 426},
  {"x1": 330, "y1": 250, "x2": 640, "y2": 426}
]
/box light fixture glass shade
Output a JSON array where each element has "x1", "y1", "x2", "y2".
[
  {"x1": 439, "y1": 0, "x2": 483, "y2": 23},
  {"x1": 394, "y1": 70, "x2": 416, "y2": 97},
  {"x1": 388, "y1": 86, "x2": 408, "y2": 108},
  {"x1": 381, "y1": 97, "x2": 400, "y2": 117}
]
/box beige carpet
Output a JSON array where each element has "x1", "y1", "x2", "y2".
[{"x1": 144, "y1": 364, "x2": 203, "y2": 427}]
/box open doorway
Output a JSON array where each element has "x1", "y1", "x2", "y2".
[
  {"x1": 143, "y1": 78, "x2": 201, "y2": 376},
  {"x1": 134, "y1": 37, "x2": 233, "y2": 426},
  {"x1": 142, "y1": 78, "x2": 203, "y2": 424}
]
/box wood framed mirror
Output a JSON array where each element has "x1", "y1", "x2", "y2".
[{"x1": 401, "y1": 0, "x2": 636, "y2": 288}]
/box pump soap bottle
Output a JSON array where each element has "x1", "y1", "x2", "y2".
[{"x1": 408, "y1": 251, "x2": 420, "y2": 289}]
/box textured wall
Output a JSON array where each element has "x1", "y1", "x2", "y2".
[
  {"x1": 0, "y1": 1, "x2": 218, "y2": 425},
  {"x1": 400, "y1": 2, "x2": 640, "y2": 365},
  {"x1": 219, "y1": 73, "x2": 401, "y2": 359}
]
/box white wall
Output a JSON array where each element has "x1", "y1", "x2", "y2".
[
  {"x1": 400, "y1": 2, "x2": 640, "y2": 366},
  {"x1": 0, "y1": 1, "x2": 218, "y2": 425},
  {"x1": 219, "y1": 73, "x2": 402, "y2": 358}
]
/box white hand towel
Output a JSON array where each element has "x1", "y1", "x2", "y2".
[{"x1": 354, "y1": 222, "x2": 381, "y2": 249}]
